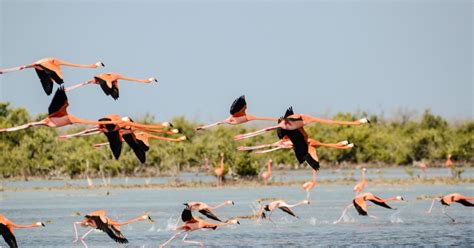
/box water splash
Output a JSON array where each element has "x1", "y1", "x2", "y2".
[{"x1": 166, "y1": 216, "x2": 178, "y2": 230}]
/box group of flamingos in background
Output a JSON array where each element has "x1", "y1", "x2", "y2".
[{"x1": 1, "y1": 59, "x2": 473, "y2": 247}]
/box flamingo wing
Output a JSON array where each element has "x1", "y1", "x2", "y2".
[
  {"x1": 122, "y1": 133, "x2": 146, "y2": 163},
  {"x1": 280, "y1": 128, "x2": 309, "y2": 165},
  {"x1": 305, "y1": 146, "x2": 320, "y2": 171},
  {"x1": 104, "y1": 132, "x2": 123, "y2": 159},
  {"x1": 34, "y1": 68, "x2": 54, "y2": 95},
  {"x1": 198, "y1": 208, "x2": 224, "y2": 222},
  {"x1": 0, "y1": 223, "x2": 17, "y2": 248},
  {"x1": 284, "y1": 106, "x2": 294, "y2": 118},
  {"x1": 48, "y1": 87, "x2": 69, "y2": 116},
  {"x1": 86, "y1": 216, "x2": 128, "y2": 244},
  {"x1": 278, "y1": 206, "x2": 298, "y2": 218},
  {"x1": 456, "y1": 199, "x2": 474, "y2": 207},
  {"x1": 353, "y1": 198, "x2": 368, "y2": 216},
  {"x1": 110, "y1": 81, "x2": 119, "y2": 100},
  {"x1": 368, "y1": 199, "x2": 393, "y2": 210},
  {"x1": 229, "y1": 95, "x2": 247, "y2": 117},
  {"x1": 181, "y1": 208, "x2": 193, "y2": 222},
  {"x1": 96, "y1": 77, "x2": 119, "y2": 100}
]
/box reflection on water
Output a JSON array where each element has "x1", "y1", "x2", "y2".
[{"x1": 0, "y1": 183, "x2": 473, "y2": 247}]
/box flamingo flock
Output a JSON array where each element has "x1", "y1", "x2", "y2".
[{"x1": 1, "y1": 58, "x2": 472, "y2": 247}]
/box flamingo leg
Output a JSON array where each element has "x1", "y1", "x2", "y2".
[
  {"x1": 442, "y1": 206, "x2": 455, "y2": 222},
  {"x1": 426, "y1": 199, "x2": 436, "y2": 214},
  {"x1": 234, "y1": 126, "x2": 278, "y2": 141},
  {"x1": 60, "y1": 129, "x2": 100, "y2": 140},
  {"x1": 306, "y1": 190, "x2": 311, "y2": 201},
  {"x1": 334, "y1": 204, "x2": 352, "y2": 224},
  {"x1": 182, "y1": 232, "x2": 204, "y2": 247},
  {"x1": 237, "y1": 143, "x2": 274, "y2": 151},
  {"x1": 160, "y1": 231, "x2": 184, "y2": 248},
  {"x1": 267, "y1": 209, "x2": 276, "y2": 224},
  {"x1": 0, "y1": 121, "x2": 45, "y2": 132},
  {"x1": 196, "y1": 121, "x2": 226, "y2": 130},
  {"x1": 65, "y1": 81, "x2": 92, "y2": 92},
  {"x1": 72, "y1": 222, "x2": 81, "y2": 243},
  {"x1": 255, "y1": 147, "x2": 283, "y2": 154},
  {"x1": 0, "y1": 65, "x2": 27, "y2": 74}
]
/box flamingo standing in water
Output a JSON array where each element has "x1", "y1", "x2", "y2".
[
  {"x1": 73, "y1": 210, "x2": 152, "y2": 247},
  {"x1": 446, "y1": 154, "x2": 453, "y2": 176},
  {"x1": 0, "y1": 88, "x2": 169, "y2": 133},
  {"x1": 0, "y1": 58, "x2": 104, "y2": 95},
  {"x1": 426, "y1": 193, "x2": 473, "y2": 222},
  {"x1": 335, "y1": 192, "x2": 403, "y2": 223},
  {"x1": 214, "y1": 153, "x2": 225, "y2": 186},
  {"x1": 0, "y1": 214, "x2": 45, "y2": 248},
  {"x1": 65, "y1": 73, "x2": 157, "y2": 100},
  {"x1": 184, "y1": 200, "x2": 235, "y2": 222},
  {"x1": 196, "y1": 95, "x2": 278, "y2": 130},
  {"x1": 261, "y1": 159, "x2": 272, "y2": 184},
  {"x1": 302, "y1": 169, "x2": 317, "y2": 200},
  {"x1": 353, "y1": 168, "x2": 367, "y2": 195},
  {"x1": 235, "y1": 106, "x2": 370, "y2": 140},
  {"x1": 160, "y1": 206, "x2": 239, "y2": 248},
  {"x1": 259, "y1": 200, "x2": 310, "y2": 223}
]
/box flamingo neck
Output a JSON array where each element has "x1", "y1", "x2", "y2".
[
  {"x1": 267, "y1": 161, "x2": 272, "y2": 173},
  {"x1": 361, "y1": 170, "x2": 366, "y2": 182},
  {"x1": 382, "y1": 196, "x2": 398, "y2": 202},
  {"x1": 114, "y1": 216, "x2": 145, "y2": 226},
  {"x1": 12, "y1": 223, "x2": 39, "y2": 229},
  {"x1": 210, "y1": 202, "x2": 228, "y2": 209},
  {"x1": 220, "y1": 157, "x2": 224, "y2": 170},
  {"x1": 246, "y1": 115, "x2": 278, "y2": 122},
  {"x1": 287, "y1": 200, "x2": 307, "y2": 208}
]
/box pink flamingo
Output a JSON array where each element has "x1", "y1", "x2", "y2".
[
  {"x1": 65, "y1": 73, "x2": 157, "y2": 100},
  {"x1": 214, "y1": 153, "x2": 225, "y2": 187},
  {"x1": 0, "y1": 57, "x2": 103, "y2": 95},
  {"x1": 235, "y1": 106, "x2": 369, "y2": 140},
  {"x1": 0, "y1": 214, "x2": 45, "y2": 248},
  {"x1": 73, "y1": 210, "x2": 152, "y2": 247},
  {"x1": 259, "y1": 200, "x2": 310, "y2": 223},
  {"x1": 196, "y1": 95, "x2": 278, "y2": 130},
  {"x1": 261, "y1": 159, "x2": 272, "y2": 184},
  {"x1": 353, "y1": 168, "x2": 367, "y2": 195},
  {"x1": 427, "y1": 193, "x2": 473, "y2": 222},
  {"x1": 184, "y1": 200, "x2": 235, "y2": 222}
]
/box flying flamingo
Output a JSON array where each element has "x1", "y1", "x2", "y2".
[
  {"x1": 214, "y1": 153, "x2": 225, "y2": 187},
  {"x1": 196, "y1": 95, "x2": 278, "y2": 130},
  {"x1": 335, "y1": 192, "x2": 403, "y2": 223},
  {"x1": 0, "y1": 57, "x2": 104, "y2": 95},
  {"x1": 259, "y1": 200, "x2": 310, "y2": 223},
  {"x1": 426, "y1": 193, "x2": 473, "y2": 222},
  {"x1": 235, "y1": 106, "x2": 370, "y2": 141},
  {"x1": 353, "y1": 168, "x2": 367, "y2": 195},
  {"x1": 302, "y1": 169, "x2": 318, "y2": 200},
  {"x1": 184, "y1": 200, "x2": 235, "y2": 222},
  {"x1": 0, "y1": 214, "x2": 45, "y2": 248},
  {"x1": 0, "y1": 88, "x2": 169, "y2": 133},
  {"x1": 73, "y1": 210, "x2": 152, "y2": 247},
  {"x1": 160, "y1": 206, "x2": 239, "y2": 248},
  {"x1": 261, "y1": 159, "x2": 272, "y2": 184},
  {"x1": 65, "y1": 73, "x2": 157, "y2": 100}
]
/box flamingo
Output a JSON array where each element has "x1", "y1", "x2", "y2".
[
  {"x1": 0, "y1": 214, "x2": 45, "y2": 248},
  {"x1": 446, "y1": 154, "x2": 453, "y2": 177},
  {"x1": 0, "y1": 58, "x2": 104, "y2": 95},
  {"x1": 214, "y1": 153, "x2": 225, "y2": 187},
  {"x1": 259, "y1": 200, "x2": 310, "y2": 223},
  {"x1": 196, "y1": 95, "x2": 278, "y2": 130},
  {"x1": 417, "y1": 162, "x2": 427, "y2": 178},
  {"x1": 302, "y1": 169, "x2": 317, "y2": 200},
  {"x1": 0, "y1": 88, "x2": 169, "y2": 133},
  {"x1": 335, "y1": 192, "x2": 403, "y2": 223},
  {"x1": 427, "y1": 193, "x2": 473, "y2": 222},
  {"x1": 238, "y1": 137, "x2": 352, "y2": 154},
  {"x1": 353, "y1": 168, "x2": 367, "y2": 195},
  {"x1": 261, "y1": 159, "x2": 272, "y2": 184},
  {"x1": 73, "y1": 210, "x2": 152, "y2": 247},
  {"x1": 65, "y1": 73, "x2": 157, "y2": 100},
  {"x1": 235, "y1": 106, "x2": 369, "y2": 140},
  {"x1": 160, "y1": 206, "x2": 239, "y2": 248},
  {"x1": 184, "y1": 200, "x2": 235, "y2": 222}
]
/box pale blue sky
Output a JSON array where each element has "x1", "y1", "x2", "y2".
[{"x1": 1, "y1": 0, "x2": 472, "y2": 123}]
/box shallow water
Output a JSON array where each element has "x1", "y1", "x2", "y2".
[
  {"x1": 1, "y1": 182, "x2": 473, "y2": 247},
  {"x1": 2, "y1": 167, "x2": 472, "y2": 189}
]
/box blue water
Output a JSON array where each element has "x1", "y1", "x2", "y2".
[{"x1": 1, "y1": 182, "x2": 473, "y2": 247}]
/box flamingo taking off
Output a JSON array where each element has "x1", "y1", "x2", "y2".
[
  {"x1": 184, "y1": 200, "x2": 235, "y2": 222},
  {"x1": 65, "y1": 73, "x2": 157, "y2": 100},
  {"x1": 73, "y1": 210, "x2": 152, "y2": 247},
  {"x1": 0, "y1": 58, "x2": 104, "y2": 95},
  {"x1": 214, "y1": 153, "x2": 226, "y2": 187},
  {"x1": 235, "y1": 106, "x2": 370, "y2": 141},
  {"x1": 259, "y1": 200, "x2": 310, "y2": 223},
  {"x1": 0, "y1": 214, "x2": 45, "y2": 248},
  {"x1": 302, "y1": 169, "x2": 318, "y2": 200},
  {"x1": 196, "y1": 95, "x2": 278, "y2": 130},
  {"x1": 353, "y1": 168, "x2": 367, "y2": 195},
  {"x1": 261, "y1": 159, "x2": 272, "y2": 184},
  {"x1": 160, "y1": 206, "x2": 239, "y2": 248},
  {"x1": 0, "y1": 88, "x2": 168, "y2": 133},
  {"x1": 335, "y1": 192, "x2": 403, "y2": 223},
  {"x1": 427, "y1": 193, "x2": 473, "y2": 222}
]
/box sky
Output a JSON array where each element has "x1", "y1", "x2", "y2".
[{"x1": 0, "y1": 0, "x2": 472, "y2": 123}]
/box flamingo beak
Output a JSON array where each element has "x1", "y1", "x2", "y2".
[
  {"x1": 183, "y1": 203, "x2": 189, "y2": 206},
  {"x1": 231, "y1": 201, "x2": 235, "y2": 205},
  {"x1": 148, "y1": 216, "x2": 154, "y2": 223},
  {"x1": 237, "y1": 220, "x2": 240, "y2": 225}
]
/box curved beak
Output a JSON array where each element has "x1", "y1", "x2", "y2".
[
  {"x1": 231, "y1": 201, "x2": 235, "y2": 205},
  {"x1": 41, "y1": 223, "x2": 45, "y2": 227},
  {"x1": 237, "y1": 220, "x2": 240, "y2": 225}
]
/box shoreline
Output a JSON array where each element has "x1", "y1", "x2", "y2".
[{"x1": 1, "y1": 177, "x2": 473, "y2": 192}]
